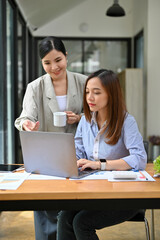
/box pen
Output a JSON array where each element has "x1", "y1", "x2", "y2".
[
  {"x1": 139, "y1": 171, "x2": 148, "y2": 181},
  {"x1": 12, "y1": 167, "x2": 25, "y2": 172}
]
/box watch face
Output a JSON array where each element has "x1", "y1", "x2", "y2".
[{"x1": 100, "y1": 159, "x2": 106, "y2": 162}]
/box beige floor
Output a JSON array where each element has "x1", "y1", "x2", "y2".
[{"x1": 0, "y1": 210, "x2": 159, "y2": 240}]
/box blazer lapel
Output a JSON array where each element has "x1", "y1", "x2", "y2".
[
  {"x1": 44, "y1": 74, "x2": 60, "y2": 113},
  {"x1": 44, "y1": 71, "x2": 78, "y2": 114},
  {"x1": 66, "y1": 71, "x2": 77, "y2": 111}
]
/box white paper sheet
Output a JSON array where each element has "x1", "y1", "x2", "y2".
[
  {"x1": 108, "y1": 170, "x2": 155, "y2": 182},
  {"x1": 28, "y1": 173, "x2": 66, "y2": 180},
  {"x1": 0, "y1": 172, "x2": 30, "y2": 190},
  {"x1": 69, "y1": 170, "x2": 155, "y2": 181}
]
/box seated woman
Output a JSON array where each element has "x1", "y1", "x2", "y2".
[{"x1": 57, "y1": 69, "x2": 147, "y2": 240}]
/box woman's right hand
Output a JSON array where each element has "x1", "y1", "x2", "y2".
[{"x1": 22, "y1": 120, "x2": 40, "y2": 131}]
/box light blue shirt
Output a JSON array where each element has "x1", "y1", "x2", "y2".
[{"x1": 75, "y1": 113, "x2": 147, "y2": 170}]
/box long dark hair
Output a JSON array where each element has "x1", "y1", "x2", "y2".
[
  {"x1": 83, "y1": 69, "x2": 127, "y2": 145},
  {"x1": 39, "y1": 36, "x2": 67, "y2": 59}
]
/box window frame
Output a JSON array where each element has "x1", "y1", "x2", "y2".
[
  {"x1": 134, "y1": 30, "x2": 144, "y2": 68},
  {"x1": 34, "y1": 37, "x2": 131, "y2": 79}
]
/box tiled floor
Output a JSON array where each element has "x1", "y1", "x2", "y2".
[{"x1": 0, "y1": 210, "x2": 159, "y2": 239}]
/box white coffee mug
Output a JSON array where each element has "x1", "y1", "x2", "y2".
[{"x1": 53, "y1": 112, "x2": 67, "y2": 127}]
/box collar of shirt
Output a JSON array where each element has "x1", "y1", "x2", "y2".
[
  {"x1": 91, "y1": 112, "x2": 107, "y2": 160},
  {"x1": 91, "y1": 112, "x2": 107, "y2": 132}
]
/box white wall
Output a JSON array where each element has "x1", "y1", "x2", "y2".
[
  {"x1": 132, "y1": 0, "x2": 160, "y2": 137},
  {"x1": 147, "y1": 0, "x2": 160, "y2": 136},
  {"x1": 132, "y1": 0, "x2": 148, "y2": 138},
  {"x1": 34, "y1": 0, "x2": 133, "y2": 37},
  {"x1": 132, "y1": 0, "x2": 148, "y2": 80},
  {"x1": 132, "y1": 0, "x2": 147, "y2": 36}
]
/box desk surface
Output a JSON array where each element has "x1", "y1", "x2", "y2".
[{"x1": 0, "y1": 164, "x2": 160, "y2": 211}]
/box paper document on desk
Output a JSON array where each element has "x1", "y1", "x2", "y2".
[
  {"x1": 0, "y1": 172, "x2": 30, "y2": 190},
  {"x1": 28, "y1": 173, "x2": 66, "y2": 180},
  {"x1": 108, "y1": 170, "x2": 155, "y2": 182}
]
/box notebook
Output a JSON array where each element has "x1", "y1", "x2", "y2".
[{"x1": 19, "y1": 131, "x2": 97, "y2": 179}]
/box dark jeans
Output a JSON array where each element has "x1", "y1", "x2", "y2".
[
  {"x1": 57, "y1": 209, "x2": 139, "y2": 240},
  {"x1": 34, "y1": 210, "x2": 58, "y2": 240}
]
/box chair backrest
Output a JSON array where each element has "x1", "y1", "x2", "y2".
[{"x1": 143, "y1": 140, "x2": 149, "y2": 162}]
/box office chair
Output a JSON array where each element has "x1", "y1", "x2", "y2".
[
  {"x1": 128, "y1": 209, "x2": 150, "y2": 240},
  {"x1": 127, "y1": 141, "x2": 151, "y2": 240}
]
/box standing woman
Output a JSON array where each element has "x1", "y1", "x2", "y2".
[
  {"x1": 15, "y1": 36, "x2": 87, "y2": 240},
  {"x1": 57, "y1": 69, "x2": 147, "y2": 240}
]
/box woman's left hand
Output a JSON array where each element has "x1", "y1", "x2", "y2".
[
  {"x1": 77, "y1": 159, "x2": 100, "y2": 171},
  {"x1": 65, "y1": 111, "x2": 81, "y2": 124}
]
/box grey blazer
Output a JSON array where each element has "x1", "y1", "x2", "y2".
[{"x1": 15, "y1": 70, "x2": 87, "y2": 135}]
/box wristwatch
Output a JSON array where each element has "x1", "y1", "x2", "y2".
[{"x1": 100, "y1": 159, "x2": 107, "y2": 171}]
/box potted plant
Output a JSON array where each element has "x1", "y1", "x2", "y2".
[
  {"x1": 149, "y1": 135, "x2": 160, "y2": 160},
  {"x1": 153, "y1": 155, "x2": 160, "y2": 175},
  {"x1": 149, "y1": 135, "x2": 160, "y2": 145}
]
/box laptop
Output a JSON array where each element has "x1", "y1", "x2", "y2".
[{"x1": 19, "y1": 131, "x2": 98, "y2": 179}]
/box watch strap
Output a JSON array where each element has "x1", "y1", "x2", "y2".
[{"x1": 100, "y1": 159, "x2": 106, "y2": 171}]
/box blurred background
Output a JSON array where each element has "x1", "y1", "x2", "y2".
[{"x1": 0, "y1": 0, "x2": 160, "y2": 164}]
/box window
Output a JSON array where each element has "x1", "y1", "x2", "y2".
[
  {"x1": 83, "y1": 40, "x2": 129, "y2": 75},
  {"x1": 17, "y1": 15, "x2": 26, "y2": 116},
  {"x1": 0, "y1": 0, "x2": 5, "y2": 163},
  {"x1": 0, "y1": 1, "x2": 32, "y2": 164},
  {"x1": 134, "y1": 30, "x2": 144, "y2": 68},
  {"x1": 28, "y1": 30, "x2": 35, "y2": 82},
  {"x1": 35, "y1": 38, "x2": 131, "y2": 78},
  {"x1": 17, "y1": 18, "x2": 23, "y2": 115},
  {"x1": 16, "y1": 14, "x2": 27, "y2": 163},
  {"x1": 6, "y1": 0, "x2": 15, "y2": 163},
  {"x1": 63, "y1": 40, "x2": 83, "y2": 73},
  {"x1": 64, "y1": 39, "x2": 130, "y2": 76}
]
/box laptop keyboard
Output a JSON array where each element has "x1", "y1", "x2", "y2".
[{"x1": 78, "y1": 168, "x2": 97, "y2": 177}]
